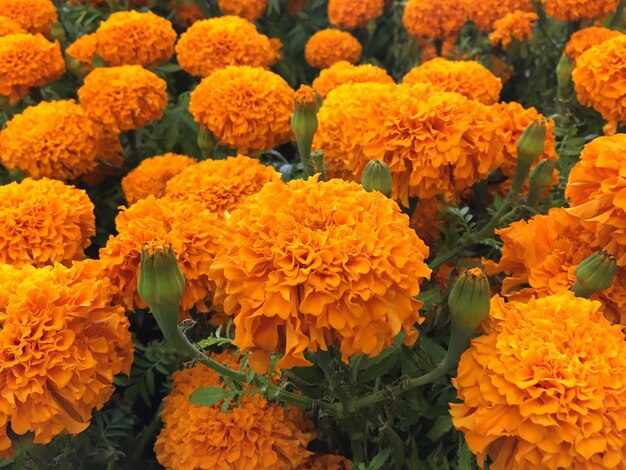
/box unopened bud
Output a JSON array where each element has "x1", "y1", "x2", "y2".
[
  {"x1": 517, "y1": 119, "x2": 547, "y2": 166},
  {"x1": 448, "y1": 268, "x2": 491, "y2": 335},
  {"x1": 361, "y1": 160, "x2": 392, "y2": 197},
  {"x1": 572, "y1": 251, "x2": 616, "y2": 298},
  {"x1": 138, "y1": 242, "x2": 185, "y2": 311},
  {"x1": 51, "y1": 22, "x2": 65, "y2": 42},
  {"x1": 527, "y1": 159, "x2": 555, "y2": 207},
  {"x1": 66, "y1": 56, "x2": 83, "y2": 79},
  {"x1": 292, "y1": 85, "x2": 320, "y2": 177},
  {"x1": 557, "y1": 54, "x2": 573, "y2": 92},
  {"x1": 91, "y1": 53, "x2": 107, "y2": 68},
  {"x1": 197, "y1": 126, "x2": 217, "y2": 157}
]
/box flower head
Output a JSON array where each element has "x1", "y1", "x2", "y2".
[
  {"x1": 165, "y1": 155, "x2": 281, "y2": 212},
  {"x1": 0, "y1": 0, "x2": 57, "y2": 34},
  {"x1": 175, "y1": 16, "x2": 278, "y2": 77},
  {"x1": 169, "y1": 0, "x2": 204, "y2": 28},
  {"x1": 78, "y1": 65, "x2": 168, "y2": 132},
  {"x1": 155, "y1": 353, "x2": 315, "y2": 470},
  {"x1": 403, "y1": 58, "x2": 502, "y2": 105},
  {"x1": 0, "y1": 15, "x2": 24, "y2": 36},
  {"x1": 328, "y1": 0, "x2": 384, "y2": 29},
  {"x1": 463, "y1": 0, "x2": 532, "y2": 32},
  {"x1": 312, "y1": 61, "x2": 394, "y2": 98},
  {"x1": 565, "y1": 27, "x2": 622, "y2": 63},
  {"x1": 208, "y1": 176, "x2": 431, "y2": 369},
  {"x1": 304, "y1": 29, "x2": 362, "y2": 69},
  {"x1": 0, "y1": 100, "x2": 106, "y2": 180},
  {"x1": 541, "y1": 0, "x2": 619, "y2": 21},
  {"x1": 189, "y1": 66, "x2": 294, "y2": 154},
  {"x1": 489, "y1": 11, "x2": 538, "y2": 50},
  {"x1": 410, "y1": 195, "x2": 457, "y2": 243},
  {"x1": 0, "y1": 33, "x2": 64, "y2": 104},
  {"x1": 451, "y1": 292, "x2": 626, "y2": 468},
  {"x1": 296, "y1": 454, "x2": 352, "y2": 469},
  {"x1": 65, "y1": 33, "x2": 97, "y2": 72},
  {"x1": 122, "y1": 154, "x2": 197, "y2": 205},
  {"x1": 0, "y1": 260, "x2": 133, "y2": 458},
  {"x1": 218, "y1": 0, "x2": 267, "y2": 21},
  {"x1": 402, "y1": 0, "x2": 468, "y2": 41}
]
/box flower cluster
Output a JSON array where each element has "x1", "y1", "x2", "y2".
[
  {"x1": 328, "y1": 0, "x2": 384, "y2": 29},
  {"x1": 0, "y1": 15, "x2": 24, "y2": 36},
  {"x1": 451, "y1": 292, "x2": 626, "y2": 468},
  {"x1": 489, "y1": 11, "x2": 538, "y2": 50},
  {"x1": 304, "y1": 29, "x2": 362, "y2": 69},
  {"x1": 218, "y1": 0, "x2": 267, "y2": 21},
  {"x1": 312, "y1": 61, "x2": 394, "y2": 98},
  {"x1": 541, "y1": 0, "x2": 619, "y2": 21},
  {"x1": 189, "y1": 66, "x2": 294, "y2": 154},
  {"x1": 402, "y1": 0, "x2": 468, "y2": 42},
  {"x1": 463, "y1": 0, "x2": 532, "y2": 32},
  {"x1": 0, "y1": 0, "x2": 57, "y2": 34},
  {"x1": 566, "y1": 27, "x2": 622, "y2": 63},
  {"x1": 208, "y1": 176, "x2": 431, "y2": 369}
]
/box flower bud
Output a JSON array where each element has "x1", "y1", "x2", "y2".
[
  {"x1": 448, "y1": 268, "x2": 491, "y2": 335},
  {"x1": 197, "y1": 126, "x2": 217, "y2": 157},
  {"x1": 50, "y1": 22, "x2": 65, "y2": 43},
  {"x1": 556, "y1": 53, "x2": 573, "y2": 92},
  {"x1": 527, "y1": 159, "x2": 555, "y2": 207},
  {"x1": 65, "y1": 56, "x2": 83, "y2": 79},
  {"x1": 572, "y1": 251, "x2": 617, "y2": 298},
  {"x1": 91, "y1": 53, "x2": 107, "y2": 68},
  {"x1": 517, "y1": 119, "x2": 547, "y2": 166},
  {"x1": 361, "y1": 160, "x2": 392, "y2": 197},
  {"x1": 292, "y1": 85, "x2": 320, "y2": 177},
  {"x1": 138, "y1": 242, "x2": 185, "y2": 311}
]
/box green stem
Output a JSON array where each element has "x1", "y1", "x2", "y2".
[
  {"x1": 296, "y1": 135, "x2": 315, "y2": 177},
  {"x1": 130, "y1": 405, "x2": 163, "y2": 466}
]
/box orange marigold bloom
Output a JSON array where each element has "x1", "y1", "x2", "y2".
[
  {"x1": 0, "y1": 0, "x2": 57, "y2": 34},
  {"x1": 65, "y1": 33, "x2": 97, "y2": 72},
  {"x1": 176, "y1": 16, "x2": 278, "y2": 78},
  {"x1": 169, "y1": 0, "x2": 204, "y2": 28},
  {"x1": 403, "y1": 58, "x2": 502, "y2": 105},
  {"x1": 208, "y1": 176, "x2": 431, "y2": 369},
  {"x1": 78, "y1": 65, "x2": 168, "y2": 132},
  {"x1": 164, "y1": 155, "x2": 281, "y2": 212},
  {"x1": 312, "y1": 61, "x2": 394, "y2": 98},
  {"x1": 566, "y1": 134, "x2": 626, "y2": 267},
  {"x1": 155, "y1": 354, "x2": 315, "y2": 470},
  {"x1": 566, "y1": 27, "x2": 622, "y2": 63},
  {"x1": 0, "y1": 100, "x2": 106, "y2": 180},
  {"x1": 0, "y1": 33, "x2": 64, "y2": 104},
  {"x1": 0, "y1": 264, "x2": 36, "y2": 314},
  {"x1": 122, "y1": 153, "x2": 197, "y2": 205},
  {"x1": 489, "y1": 11, "x2": 538, "y2": 50},
  {"x1": 218, "y1": 0, "x2": 267, "y2": 21},
  {"x1": 304, "y1": 29, "x2": 362, "y2": 69},
  {"x1": 0, "y1": 260, "x2": 133, "y2": 458},
  {"x1": 463, "y1": 0, "x2": 532, "y2": 32},
  {"x1": 451, "y1": 292, "x2": 626, "y2": 468},
  {"x1": 328, "y1": 0, "x2": 384, "y2": 29},
  {"x1": 314, "y1": 83, "x2": 504, "y2": 205},
  {"x1": 0, "y1": 178, "x2": 94, "y2": 268},
  {"x1": 0, "y1": 15, "x2": 24, "y2": 36},
  {"x1": 296, "y1": 454, "x2": 352, "y2": 469},
  {"x1": 100, "y1": 196, "x2": 226, "y2": 313},
  {"x1": 410, "y1": 195, "x2": 457, "y2": 243},
  {"x1": 189, "y1": 66, "x2": 294, "y2": 154},
  {"x1": 402, "y1": 0, "x2": 468, "y2": 41},
  {"x1": 541, "y1": 0, "x2": 619, "y2": 22},
  {"x1": 93, "y1": 11, "x2": 176, "y2": 68}
]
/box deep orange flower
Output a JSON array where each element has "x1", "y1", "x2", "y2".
[
  {"x1": 0, "y1": 33, "x2": 64, "y2": 103},
  {"x1": 566, "y1": 27, "x2": 622, "y2": 63},
  {"x1": 218, "y1": 0, "x2": 267, "y2": 21},
  {"x1": 0, "y1": 178, "x2": 94, "y2": 268},
  {"x1": 403, "y1": 58, "x2": 502, "y2": 104},
  {"x1": 169, "y1": 0, "x2": 204, "y2": 28},
  {"x1": 0, "y1": 15, "x2": 24, "y2": 36},
  {"x1": 0, "y1": 100, "x2": 106, "y2": 180},
  {"x1": 0, "y1": 260, "x2": 133, "y2": 458},
  {"x1": 164, "y1": 155, "x2": 281, "y2": 212},
  {"x1": 451, "y1": 292, "x2": 626, "y2": 468},
  {"x1": 489, "y1": 11, "x2": 538, "y2": 50},
  {"x1": 176, "y1": 16, "x2": 278, "y2": 77},
  {"x1": 304, "y1": 29, "x2": 362, "y2": 69},
  {"x1": 0, "y1": 0, "x2": 57, "y2": 35},
  {"x1": 463, "y1": 0, "x2": 532, "y2": 32},
  {"x1": 296, "y1": 454, "x2": 353, "y2": 469},
  {"x1": 0, "y1": 264, "x2": 35, "y2": 313},
  {"x1": 122, "y1": 154, "x2": 197, "y2": 205},
  {"x1": 100, "y1": 196, "x2": 226, "y2": 313},
  {"x1": 189, "y1": 66, "x2": 294, "y2": 154},
  {"x1": 78, "y1": 65, "x2": 168, "y2": 132},
  {"x1": 410, "y1": 195, "x2": 457, "y2": 243},
  {"x1": 402, "y1": 0, "x2": 468, "y2": 41},
  {"x1": 65, "y1": 33, "x2": 97, "y2": 72},
  {"x1": 208, "y1": 176, "x2": 431, "y2": 369},
  {"x1": 312, "y1": 61, "x2": 394, "y2": 98},
  {"x1": 541, "y1": 0, "x2": 619, "y2": 21},
  {"x1": 328, "y1": 0, "x2": 384, "y2": 29}
]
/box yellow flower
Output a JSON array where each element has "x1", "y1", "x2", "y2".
[
  {"x1": 122, "y1": 153, "x2": 197, "y2": 205},
  {"x1": 403, "y1": 58, "x2": 503, "y2": 104},
  {"x1": 78, "y1": 65, "x2": 168, "y2": 132},
  {"x1": 451, "y1": 292, "x2": 626, "y2": 468},
  {"x1": 463, "y1": 0, "x2": 532, "y2": 32},
  {"x1": 0, "y1": 0, "x2": 57, "y2": 35},
  {"x1": 489, "y1": 11, "x2": 538, "y2": 50},
  {"x1": 565, "y1": 27, "x2": 622, "y2": 63},
  {"x1": 328, "y1": 0, "x2": 384, "y2": 29},
  {"x1": 164, "y1": 155, "x2": 281, "y2": 212},
  {"x1": 189, "y1": 66, "x2": 294, "y2": 154},
  {"x1": 304, "y1": 29, "x2": 362, "y2": 69},
  {"x1": 218, "y1": 0, "x2": 267, "y2": 21},
  {"x1": 0, "y1": 15, "x2": 24, "y2": 36},
  {"x1": 541, "y1": 0, "x2": 619, "y2": 22},
  {"x1": 175, "y1": 16, "x2": 278, "y2": 77},
  {"x1": 208, "y1": 176, "x2": 431, "y2": 369},
  {"x1": 312, "y1": 61, "x2": 394, "y2": 98},
  {"x1": 402, "y1": 0, "x2": 468, "y2": 41}
]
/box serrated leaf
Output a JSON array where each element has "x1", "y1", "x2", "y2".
[
  {"x1": 189, "y1": 387, "x2": 232, "y2": 407},
  {"x1": 426, "y1": 415, "x2": 453, "y2": 441}
]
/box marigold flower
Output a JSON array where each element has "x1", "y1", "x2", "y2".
[
  {"x1": 312, "y1": 61, "x2": 394, "y2": 98},
  {"x1": 208, "y1": 176, "x2": 431, "y2": 369},
  {"x1": 463, "y1": 0, "x2": 532, "y2": 32},
  {"x1": 176, "y1": 16, "x2": 278, "y2": 77},
  {"x1": 78, "y1": 65, "x2": 168, "y2": 132},
  {"x1": 328, "y1": 0, "x2": 384, "y2": 29},
  {"x1": 155, "y1": 354, "x2": 315, "y2": 470},
  {"x1": 304, "y1": 29, "x2": 362, "y2": 69},
  {"x1": 0, "y1": 100, "x2": 107, "y2": 180},
  {"x1": 402, "y1": 0, "x2": 468, "y2": 41},
  {"x1": 403, "y1": 58, "x2": 502, "y2": 105},
  {"x1": 189, "y1": 66, "x2": 294, "y2": 154},
  {"x1": 541, "y1": 0, "x2": 619, "y2": 22},
  {"x1": 489, "y1": 11, "x2": 538, "y2": 50},
  {"x1": 122, "y1": 154, "x2": 197, "y2": 205},
  {"x1": 0, "y1": 15, "x2": 24, "y2": 36},
  {"x1": 0, "y1": 260, "x2": 133, "y2": 459},
  {"x1": 0, "y1": 264, "x2": 36, "y2": 314},
  {"x1": 410, "y1": 195, "x2": 457, "y2": 243},
  {"x1": 169, "y1": 0, "x2": 204, "y2": 28},
  {"x1": 451, "y1": 292, "x2": 626, "y2": 468},
  {"x1": 565, "y1": 27, "x2": 622, "y2": 63},
  {"x1": 100, "y1": 196, "x2": 226, "y2": 313},
  {"x1": 164, "y1": 155, "x2": 281, "y2": 212},
  {"x1": 65, "y1": 33, "x2": 97, "y2": 72},
  {"x1": 0, "y1": 33, "x2": 64, "y2": 104},
  {"x1": 218, "y1": 0, "x2": 267, "y2": 21},
  {"x1": 296, "y1": 454, "x2": 353, "y2": 469},
  {"x1": 0, "y1": 0, "x2": 57, "y2": 34}
]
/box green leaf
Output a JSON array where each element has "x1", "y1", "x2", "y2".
[
  {"x1": 189, "y1": 387, "x2": 232, "y2": 407},
  {"x1": 368, "y1": 448, "x2": 391, "y2": 470},
  {"x1": 426, "y1": 415, "x2": 453, "y2": 441},
  {"x1": 457, "y1": 437, "x2": 474, "y2": 470},
  {"x1": 416, "y1": 288, "x2": 443, "y2": 311}
]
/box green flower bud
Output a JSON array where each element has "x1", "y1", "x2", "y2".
[
  {"x1": 65, "y1": 56, "x2": 83, "y2": 79},
  {"x1": 50, "y1": 22, "x2": 66, "y2": 43},
  {"x1": 91, "y1": 53, "x2": 107, "y2": 68},
  {"x1": 572, "y1": 251, "x2": 617, "y2": 298},
  {"x1": 517, "y1": 119, "x2": 547, "y2": 166},
  {"x1": 197, "y1": 126, "x2": 217, "y2": 157},
  {"x1": 556, "y1": 54, "x2": 573, "y2": 92},
  {"x1": 292, "y1": 85, "x2": 320, "y2": 177},
  {"x1": 448, "y1": 268, "x2": 491, "y2": 335},
  {"x1": 527, "y1": 159, "x2": 555, "y2": 207},
  {"x1": 361, "y1": 160, "x2": 392, "y2": 197},
  {"x1": 138, "y1": 242, "x2": 185, "y2": 311}
]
